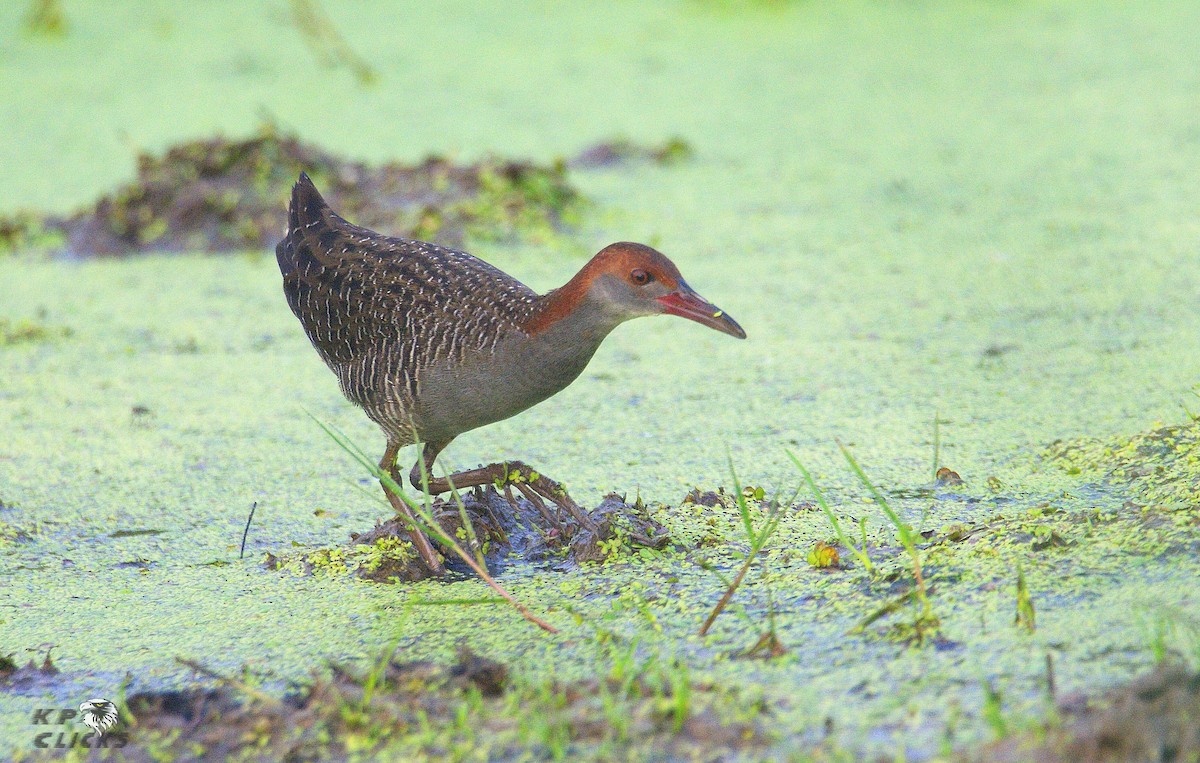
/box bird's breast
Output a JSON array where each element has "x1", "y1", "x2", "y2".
[{"x1": 410, "y1": 328, "x2": 604, "y2": 443}]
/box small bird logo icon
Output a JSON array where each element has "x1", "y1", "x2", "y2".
[{"x1": 79, "y1": 698, "x2": 118, "y2": 735}]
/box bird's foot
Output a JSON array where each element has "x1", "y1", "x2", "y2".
[
  {"x1": 421, "y1": 481, "x2": 670, "y2": 569},
  {"x1": 490, "y1": 461, "x2": 598, "y2": 534}
]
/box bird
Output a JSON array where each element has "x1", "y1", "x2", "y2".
[{"x1": 277, "y1": 172, "x2": 745, "y2": 574}]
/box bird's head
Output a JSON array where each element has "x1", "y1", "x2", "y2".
[{"x1": 565, "y1": 242, "x2": 747, "y2": 339}]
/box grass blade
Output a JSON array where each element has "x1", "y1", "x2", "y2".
[
  {"x1": 304, "y1": 410, "x2": 559, "y2": 634},
  {"x1": 836, "y1": 439, "x2": 936, "y2": 629},
  {"x1": 699, "y1": 458, "x2": 783, "y2": 636},
  {"x1": 728, "y1": 456, "x2": 757, "y2": 546},
  {"x1": 786, "y1": 449, "x2": 874, "y2": 574},
  {"x1": 836, "y1": 440, "x2": 915, "y2": 551}
]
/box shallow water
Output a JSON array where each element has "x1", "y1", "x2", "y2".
[{"x1": 2, "y1": 0, "x2": 1199, "y2": 757}]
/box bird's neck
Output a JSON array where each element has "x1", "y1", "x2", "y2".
[
  {"x1": 522, "y1": 259, "x2": 620, "y2": 339},
  {"x1": 517, "y1": 269, "x2": 626, "y2": 370},
  {"x1": 464, "y1": 268, "x2": 627, "y2": 408}
]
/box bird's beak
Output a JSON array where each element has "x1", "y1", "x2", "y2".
[{"x1": 656, "y1": 282, "x2": 747, "y2": 339}]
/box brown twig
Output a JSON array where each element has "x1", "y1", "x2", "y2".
[
  {"x1": 699, "y1": 549, "x2": 759, "y2": 636},
  {"x1": 174, "y1": 658, "x2": 282, "y2": 706},
  {"x1": 289, "y1": 0, "x2": 378, "y2": 85}
]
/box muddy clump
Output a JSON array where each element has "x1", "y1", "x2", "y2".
[
  {"x1": 0, "y1": 647, "x2": 59, "y2": 692},
  {"x1": 1, "y1": 123, "x2": 580, "y2": 256},
  {"x1": 682, "y1": 487, "x2": 730, "y2": 507},
  {"x1": 0, "y1": 128, "x2": 695, "y2": 258},
  {"x1": 265, "y1": 524, "x2": 429, "y2": 583},
  {"x1": 568, "y1": 136, "x2": 694, "y2": 169},
  {"x1": 970, "y1": 661, "x2": 1200, "y2": 762},
  {"x1": 268, "y1": 487, "x2": 669, "y2": 582},
  {"x1": 113, "y1": 648, "x2": 764, "y2": 761}
]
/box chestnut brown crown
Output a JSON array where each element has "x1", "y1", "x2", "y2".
[{"x1": 527, "y1": 242, "x2": 747, "y2": 339}]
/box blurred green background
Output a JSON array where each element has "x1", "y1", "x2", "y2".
[{"x1": 2, "y1": 1, "x2": 1199, "y2": 758}]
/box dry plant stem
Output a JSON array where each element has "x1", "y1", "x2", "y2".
[
  {"x1": 289, "y1": 0, "x2": 378, "y2": 84},
  {"x1": 836, "y1": 439, "x2": 932, "y2": 617},
  {"x1": 383, "y1": 471, "x2": 559, "y2": 633},
  {"x1": 309, "y1": 414, "x2": 558, "y2": 634},
  {"x1": 175, "y1": 658, "x2": 282, "y2": 707},
  {"x1": 699, "y1": 553, "x2": 758, "y2": 636},
  {"x1": 239, "y1": 501, "x2": 257, "y2": 560},
  {"x1": 698, "y1": 459, "x2": 780, "y2": 636}
]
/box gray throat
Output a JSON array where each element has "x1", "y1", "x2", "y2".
[{"x1": 510, "y1": 295, "x2": 627, "y2": 398}]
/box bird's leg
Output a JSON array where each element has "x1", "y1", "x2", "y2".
[
  {"x1": 408, "y1": 443, "x2": 557, "y2": 535},
  {"x1": 410, "y1": 449, "x2": 597, "y2": 532},
  {"x1": 379, "y1": 441, "x2": 444, "y2": 574}
]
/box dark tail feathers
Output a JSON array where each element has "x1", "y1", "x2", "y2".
[
  {"x1": 276, "y1": 172, "x2": 328, "y2": 277},
  {"x1": 288, "y1": 172, "x2": 329, "y2": 234}
]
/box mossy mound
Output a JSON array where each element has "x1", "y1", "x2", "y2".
[
  {"x1": 267, "y1": 488, "x2": 669, "y2": 583},
  {"x1": 0, "y1": 316, "x2": 71, "y2": 347},
  {"x1": 567, "y1": 135, "x2": 693, "y2": 169},
  {"x1": 0, "y1": 124, "x2": 580, "y2": 256},
  {"x1": 1047, "y1": 419, "x2": 1200, "y2": 509},
  {"x1": 111, "y1": 648, "x2": 766, "y2": 761}
]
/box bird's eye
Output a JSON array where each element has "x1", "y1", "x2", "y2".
[{"x1": 630, "y1": 269, "x2": 652, "y2": 286}]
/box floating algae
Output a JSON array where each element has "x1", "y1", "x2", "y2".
[{"x1": 1048, "y1": 418, "x2": 1200, "y2": 510}]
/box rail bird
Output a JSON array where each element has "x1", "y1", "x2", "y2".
[{"x1": 277, "y1": 173, "x2": 745, "y2": 573}]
